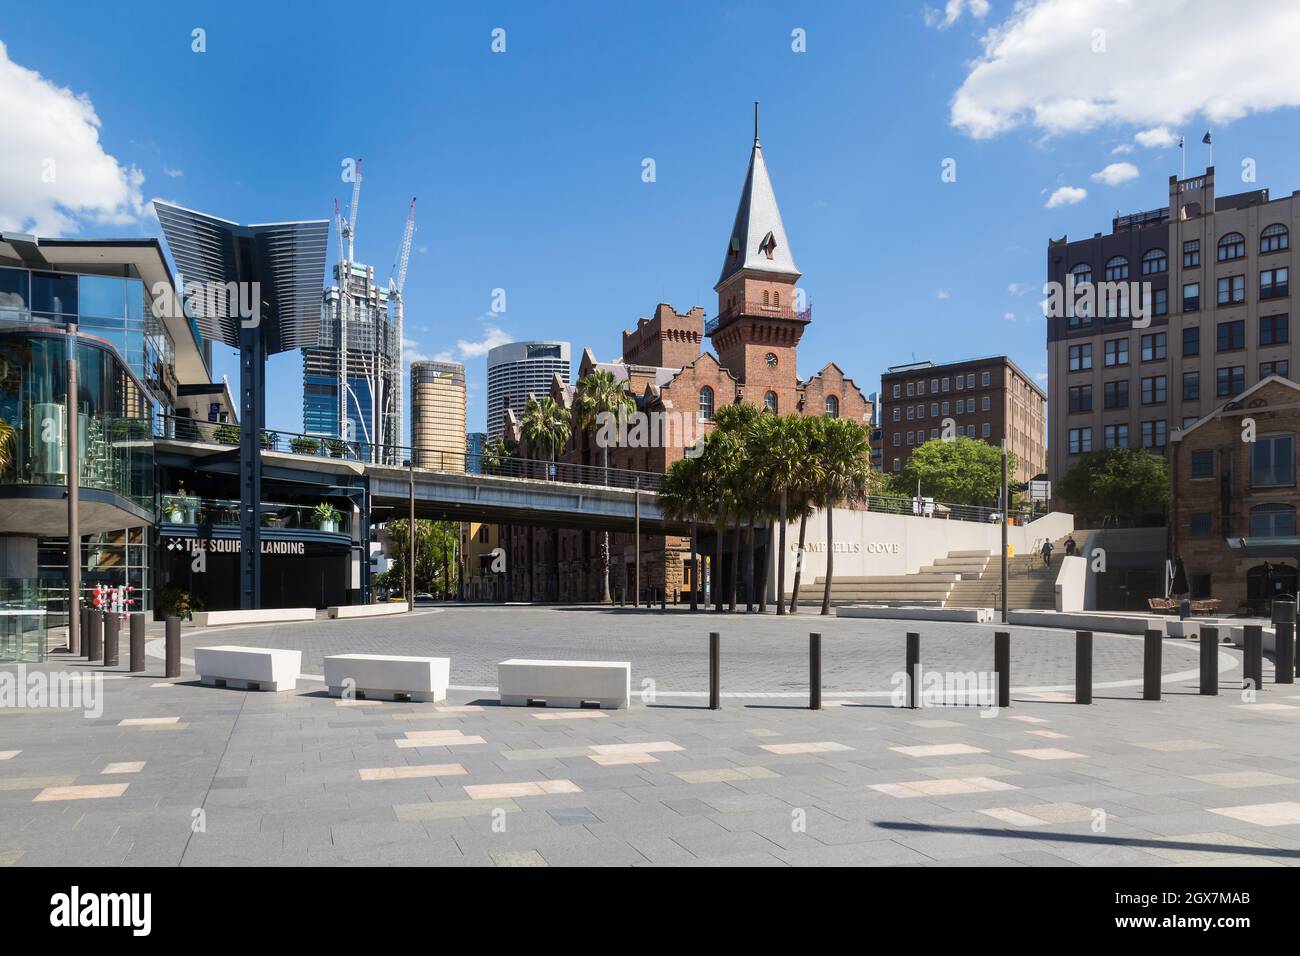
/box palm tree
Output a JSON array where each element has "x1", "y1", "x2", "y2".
[
  {"x1": 753, "y1": 414, "x2": 807, "y2": 615},
  {"x1": 659, "y1": 455, "x2": 707, "y2": 611},
  {"x1": 574, "y1": 370, "x2": 636, "y2": 603},
  {"x1": 480, "y1": 436, "x2": 516, "y2": 476},
  {"x1": 698, "y1": 426, "x2": 743, "y2": 612},
  {"x1": 815, "y1": 418, "x2": 872, "y2": 615},
  {"x1": 787, "y1": 415, "x2": 826, "y2": 613},
  {"x1": 519, "y1": 395, "x2": 570, "y2": 480},
  {"x1": 711, "y1": 404, "x2": 760, "y2": 611}
]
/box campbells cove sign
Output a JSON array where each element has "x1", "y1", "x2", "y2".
[{"x1": 792, "y1": 541, "x2": 900, "y2": 554}]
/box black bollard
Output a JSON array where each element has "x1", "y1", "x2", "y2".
[
  {"x1": 906, "y1": 632, "x2": 920, "y2": 709},
  {"x1": 809, "y1": 632, "x2": 822, "y2": 711},
  {"x1": 994, "y1": 631, "x2": 1011, "y2": 709},
  {"x1": 661, "y1": 590, "x2": 667, "y2": 611},
  {"x1": 1275, "y1": 600, "x2": 1296, "y2": 685},
  {"x1": 1200, "y1": 625, "x2": 1219, "y2": 695},
  {"x1": 87, "y1": 608, "x2": 103, "y2": 664},
  {"x1": 1243, "y1": 625, "x2": 1264, "y2": 693},
  {"x1": 1143, "y1": 628, "x2": 1162, "y2": 701},
  {"x1": 1075, "y1": 631, "x2": 1093, "y2": 704},
  {"x1": 165, "y1": 615, "x2": 181, "y2": 678},
  {"x1": 708, "y1": 631, "x2": 720, "y2": 710},
  {"x1": 129, "y1": 613, "x2": 145, "y2": 673},
  {"x1": 103, "y1": 612, "x2": 120, "y2": 668}
]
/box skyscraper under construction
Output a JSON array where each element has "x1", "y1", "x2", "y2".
[{"x1": 303, "y1": 160, "x2": 415, "y2": 463}]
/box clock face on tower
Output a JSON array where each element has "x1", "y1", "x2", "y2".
[{"x1": 764, "y1": 352, "x2": 778, "y2": 369}]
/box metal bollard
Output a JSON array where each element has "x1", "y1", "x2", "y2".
[
  {"x1": 87, "y1": 608, "x2": 104, "y2": 664},
  {"x1": 165, "y1": 615, "x2": 181, "y2": 679},
  {"x1": 1243, "y1": 625, "x2": 1264, "y2": 693},
  {"x1": 129, "y1": 613, "x2": 146, "y2": 673},
  {"x1": 708, "y1": 632, "x2": 720, "y2": 710},
  {"x1": 809, "y1": 632, "x2": 822, "y2": 711},
  {"x1": 1075, "y1": 631, "x2": 1093, "y2": 705},
  {"x1": 1142, "y1": 629, "x2": 1162, "y2": 701},
  {"x1": 905, "y1": 632, "x2": 920, "y2": 709},
  {"x1": 1275, "y1": 600, "x2": 1296, "y2": 685},
  {"x1": 1200, "y1": 625, "x2": 1219, "y2": 695},
  {"x1": 103, "y1": 612, "x2": 120, "y2": 668},
  {"x1": 994, "y1": 631, "x2": 1010, "y2": 709},
  {"x1": 661, "y1": 590, "x2": 667, "y2": 611}
]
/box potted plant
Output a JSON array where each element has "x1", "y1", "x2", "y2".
[
  {"x1": 260, "y1": 430, "x2": 278, "y2": 450},
  {"x1": 314, "y1": 501, "x2": 341, "y2": 533},
  {"x1": 214, "y1": 423, "x2": 241, "y2": 445},
  {"x1": 326, "y1": 438, "x2": 347, "y2": 458},
  {"x1": 290, "y1": 436, "x2": 320, "y2": 455},
  {"x1": 158, "y1": 583, "x2": 204, "y2": 621},
  {"x1": 162, "y1": 494, "x2": 185, "y2": 523},
  {"x1": 176, "y1": 483, "x2": 199, "y2": 523}
]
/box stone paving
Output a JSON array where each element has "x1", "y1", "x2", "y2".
[{"x1": 3, "y1": 606, "x2": 1300, "y2": 867}]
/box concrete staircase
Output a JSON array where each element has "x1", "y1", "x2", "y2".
[
  {"x1": 786, "y1": 549, "x2": 990, "y2": 608},
  {"x1": 943, "y1": 532, "x2": 1090, "y2": 611}
]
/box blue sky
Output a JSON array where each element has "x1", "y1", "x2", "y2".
[{"x1": 5, "y1": 0, "x2": 1300, "y2": 434}]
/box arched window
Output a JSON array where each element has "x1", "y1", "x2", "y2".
[
  {"x1": 1104, "y1": 256, "x2": 1129, "y2": 281},
  {"x1": 763, "y1": 391, "x2": 778, "y2": 413},
  {"x1": 698, "y1": 386, "x2": 714, "y2": 421},
  {"x1": 1218, "y1": 232, "x2": 1246, "y2": 261},
  {"x1": 1070, "y1": 263, "x2": 1093, "y2": 285},
  {"x1": 773, "y1": 291, "x2": 780, "y2": 307},
  {"x1": 762, "y1": 290, "x2": 769, "y2": 305},
  {"x1": 1141, "y1": 248, "x2": 1167, "y2": 275},
  {"x1": 1262, "y1": 223, "x2": 1290, "y2": 254},
  {"x1": 825, "y1": 395, "x2": 839, "y2": 418},
  {"x1": 1250, "y1": 503, "x2": 1297, "y2": 538}
]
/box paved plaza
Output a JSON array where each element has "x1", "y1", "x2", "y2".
[{"x1": 3, "y1": 606, "x2": 1300, "y2": 866}]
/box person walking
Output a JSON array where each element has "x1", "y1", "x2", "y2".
[
  {"x1": 1063, "y1": 535, "x2": 1077, "y2": 557},
  {"x1": 1040, "y1": 539, "x2": 1054, "y2": 568}
]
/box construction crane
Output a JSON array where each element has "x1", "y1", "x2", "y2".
[
  {"x1": 344, "y1": 158, "x2": 363, "y2": 264},
  {"x1": 390, "y1": 197, "x2": 417, "y2": 296}
]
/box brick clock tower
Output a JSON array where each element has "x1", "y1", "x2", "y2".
[{"x1": 709, "y1": 104, "x2": 809, "y2": 415}]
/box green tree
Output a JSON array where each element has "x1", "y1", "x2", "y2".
[
  {"x1": 480, "y1": 437, "x2": 517, "y2": 476},
  {"x1": 752, "y1": 414, "x2": 809, "y2": 615},
  {"x1": 712, "y1": 403, "x2": 762, "y2": 611},
  {"x1": 901, "y1": 436, "x2": 1013, "y2": 506},
  {"x1": 1058, "y1": 447, "x2": 1169, "y2": 525},
  {"x1": 659, "y1": 453, "x2": 709, "y2": 611},
  {"x1": 520, "y1": 395, "x2": 571, "y2": 480},
  {"x1": 811, "y1": 418, "x2": 872, "y2": 615},
  {"x1": 574, "y1": 369, "x2": 636, "y2": 603},
  {"x1": 786, "y1": 415, "x2": 827, "y2": 613}
]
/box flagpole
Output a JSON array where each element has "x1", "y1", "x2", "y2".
[{"x1": 1180, "y1": 136, "x2": 1185, "y2": 179}]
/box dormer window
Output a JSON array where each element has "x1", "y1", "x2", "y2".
[
  {"x1": 759, "y1": 231, "x2": 777, "y2": 259},
  {"x1": 729, "y1": 236, "x2": 741, "y2": 260}
]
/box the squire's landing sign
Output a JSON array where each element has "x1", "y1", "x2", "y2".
[{"x1": 50, "y1": 886, "x2": 151, "y2": 936}]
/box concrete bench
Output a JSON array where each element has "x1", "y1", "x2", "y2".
[
  {"x1": 323, "y1": 653, "x2": 449, "y2": 702},
  {"x1": 194, "y1": 645, "x2": 302, "y2": 692},
  {"x1": 191, "y1": 608, "x2": 315, "y2": 626},
  {"x1": 327, "y1": 602, "x2": 409, "y2": 619},
  {"x1": 498, "y1": 659, "x2": 630, "y2": 710},
  {"x1": 1229, "y1": 625, "x2": 1277, "y2": 654}
]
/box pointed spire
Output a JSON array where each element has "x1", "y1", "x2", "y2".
[{"x1": 715, "y1": 107, "x2": 799, "y2": 290}]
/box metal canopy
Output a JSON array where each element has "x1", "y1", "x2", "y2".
[{"x1": 154, "y1": 201, "x2": 328, "y2": 355}]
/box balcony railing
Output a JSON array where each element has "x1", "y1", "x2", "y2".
[
  {"x1": 703, "y1": 301, "x2": 812, "y2": 336},
  {"x1": 156, "y1": 415, "x2": 664, "y2": 491},
  {"x1": 158, "y1": 495, "x2": 352, "y2": 535}
]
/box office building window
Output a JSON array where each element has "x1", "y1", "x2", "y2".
[
  {"x1": 981, "y1": 395, "x2": 991, "y2": 411},
  {"x1": 1141, "y1": 248, "x2": 1167, "y2": 275},
  {"x1": 941, "y1": 377, "x2": 950, "y2": 392},
  {"x1": 1104, "y1": 338, "x2": 1129, "y2": 367},
  {"x1": 893, "y1": 433, "x2": 901, "y2": 446},
  {"x1": 698, "y1": 386, "x2": 714, "y2": 420},
  {"x1": 892, "y1": 384, "x2": 900, "y2": 398},
  {"x1": 906, "y1": 431, "x2": 914, "y2": 445},
  {"x1": 981, "y1": 422, "x2": 991, "y2": 438},
  {"x1": 1260, "y1": 268, "x2": 1289, "y2": 300},
  {"x1": 954, "y1": 376, "x2": 963, "y2": 391},
  {"x1": 1104, "y1": 256, "x2": 1129, "y2": 281},
  {"x1": 1183, "y1": 326, "x2": 1200, "y2": 356},
  {"x1": 1183, "y1": 239, "x2": 1200, "y2": 268},
  {"x1": 967, "y1": 373, "x2": 976, "y2": 388},
  {"x1": 1140, "y1": 332, "x2": 1166, "y2": 362},
  {"x1": 1217, "y1": 231, "x2": 1246, "y2": 261},
  {"x1": 825, "y1": 395, "x2": 839, "y2": 418},
  {"x1": 1216, "y1": 366, "x2": 1245, "y2": 397},
  {"x1": 906, "y1": 406, "x2": 914, "y2": 421},
  {"x1": 1190, "y1": 512, "x2": 1213, "y2": 536},
  {"x1": 930, "y1": 378, "x2": 939, "y2": 393},
  {"x1": 1250, "y1": 504, "x2": 1297, "y2": 538},
  {"x1": 1103, "y1": 423, "x2": 1128, "y2": 448},
  {"x1": 930, "y1": 402, "x2": 938, "y2": 417},
  {"x1": 1141, "y1": 420, "x2": 1167, "y2": 448},
  {"x1": 1252, "y1": 434, "x2": 1295, "y2": 487},
  {"x1": 1191, "y1": 449, "x2": 1214, "y2": 479},
  {"x1": 1068, "y1": 385, "x2": 1092, "y2": 413},
  {"x1": 892, "y1": 457, "x2": 901, "y2": 472},
  {"x1": 1182, "y1": 282, "x2": 1200, "y2": 311},
  {"x1": 1182, "y1": 371, "x2": 1200, "y2": 401},
  {"x1": 1261, "y1": 223, "x2": 1289, "y2": 254},
  {"x1": 906, "y1": 381, "x2": 915, "y2": 397},
  {"x1": 916, "y1": 381, "x2": 925, "y2": 396},
  {"x1": 764, "y1": 391, "x2": 778, "y2": 413},
  {"x1": 1103, "y1": 380, "x2": 1129, "y2": 409},
  {"x1": 1153, "y1": 288, "x2": 1167, "y2": 316},
  {"x1": 1260, "y1": 314, "x2": 1289, "y2": 346},
  {"x1": 1068, "y1": 427, "x2": 1092, "y2": 454},
  {"x1": 1141, "y1": 375, "x2": 1167, "y2": 405},
  {"x1": 1261, "y1": 360, "x2": 1290, "y2": 379},
  {"x1": 940, "y1": 401, "x2": 950, "y2": 416},
  {"x1": 1069, "y1": 344, "x2": 1092, "y2": 371},
  {"x1": 1217, "y1": 319, "x2": 1246, "y2": 352},
  {"x1": 1217, "y1": 275, "x2": 1245, "y2": 305},
  {"x1": 892, "y1": 407, "x2": 900, "y2": 422}
]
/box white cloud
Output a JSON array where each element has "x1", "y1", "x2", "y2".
[
  {"x1": 401, "y1": 337, "x2": 428, "y2": 365},
  {"x1": 1111, "y1": 143, "x2": 1135, "y2": 155},
  {"x1": 162, "y1": 166, "x2": 183, "y2": 178},
  {"x1": 951, "y1": 0, "x2": 1300, "y2": 139},
  {"x1": 1003, "y1": 311, "x2": 1017, "y2": 322},
  {"x1": 935, "y1": 289, "x2": 951, "y2": 300},
  {"x1": 1135, "y1": 126, "x2": 1177, "y2": 148},
  {"x1": 456, "y1": 325, "x2": 514, "y2": 358},
  {"x1": 1045, "y1": 185, "x2": 1087, "y2": 208},
  {"x1": 1090, "y1": 162, "x2": 1139, "y2": 186},
  {"x1": 0, "y1": 40, "x2": 144, "y2": 235},
  {"x1": 925, "y1": 0, "x2": 991, "y2": 30},
  {"x1": 1008, "y1": 281, "x2": 1031, "y2": 296}
]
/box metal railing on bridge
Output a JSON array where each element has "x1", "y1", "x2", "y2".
[{"x1": 155, "y1": 415, "x2": 663, "y2": 491}]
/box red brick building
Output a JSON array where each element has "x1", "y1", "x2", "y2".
[{"x1": 503, "y1": 120, "x2": 872, "y2": 601}]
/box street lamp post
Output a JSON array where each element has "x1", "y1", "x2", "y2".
[
  {"x1": 1000, "y1": 439, "x2": 1009, "y2": 624},
  {"x1": 66, "y1": 323, "x2": 80, "y2": 654},
  {"x1": 406, "y1": 458, "x2": 415, "y2": 611}
]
